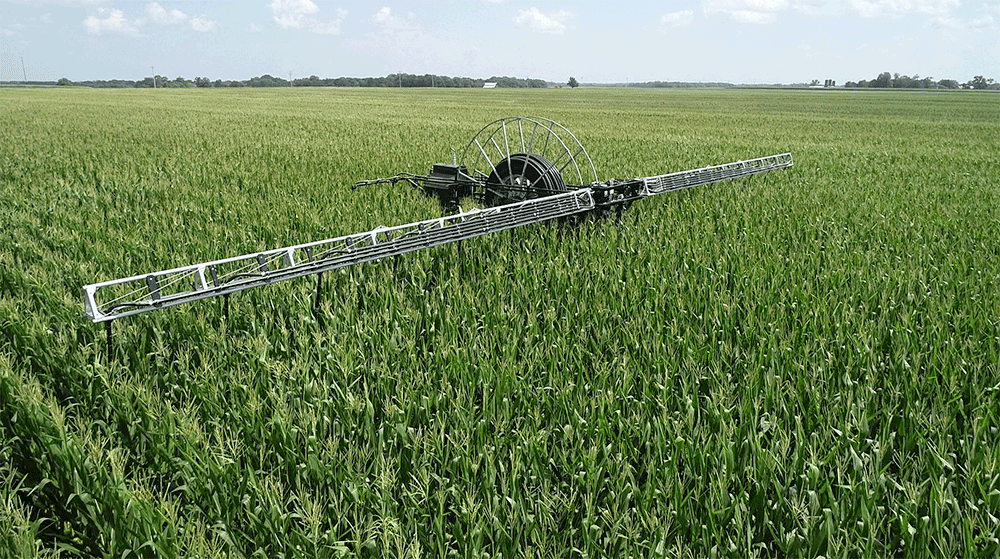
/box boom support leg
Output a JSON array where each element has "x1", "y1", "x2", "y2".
[
  {"x1": 314, "y1": 272, "x2": 323, "y2": 314},
  {"x1": 105, "y1": 320, "x2": 114, "y2": 364}
]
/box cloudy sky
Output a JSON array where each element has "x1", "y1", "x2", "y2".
[{"x1": 1, "y1": 0, "x2": 997, "y2": 83}]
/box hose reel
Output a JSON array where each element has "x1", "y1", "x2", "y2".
[{"x1": 484, "y1": 152, "x2": 567, "y2": 206}]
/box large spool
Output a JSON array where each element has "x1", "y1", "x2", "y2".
[
  {"x1": 460, "y1": 117, "x2": 598, "y2": 207},
  {"x1": 484, "y1": 152, "x2": 567, "y2": 206}
]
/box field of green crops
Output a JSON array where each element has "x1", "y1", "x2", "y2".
[{"x1": 1, "y1": 86, "x2": 998, "y2": 558}]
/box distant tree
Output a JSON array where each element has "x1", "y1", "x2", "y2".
[
  {"x1": 567, "y1": 76, "x2": 578, "y2": 88},
  {"x1": 891, "y1": 73, "x2": 921, "y2": 88},
  {"x1": 194, "y1": 76, "x2": 210, "y2": 88},
  {"x1": 873, "y1": 72, "x2": 892, "y2": 88},
  {"x1": 937, "y1": 79, "x2": 959, "y2": 89},
  {"x1": 213, "y1": 79, "x2": 223, "y2": 88},
  {"x1": 57, "y1": 77, "x2": 72, "y2": 86},
  {"x1": 248, "y1": 74, "x2": 286, "y2": 87},
  {"x1": 967, "y1": 75, "x2": 990, "y2": 90},
  {"x1": 810, "y1": 79, "x2": 820, "y2": 86}
]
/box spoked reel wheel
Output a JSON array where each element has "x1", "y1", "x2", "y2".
[{"x1": 460, "y1": 117, "x2": 599, "y2": 207}]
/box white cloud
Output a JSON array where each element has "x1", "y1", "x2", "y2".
[
  {"x1": 708, "y1": 0, "x2": 789, "y2": 21},
  {"x1": 660, "y1": 10, "x2": 695, "y2": 28},
  {"x1": 372, "y1": 6, "x2": 392, "y2": 25},
  {"x1": 190, "y1": 15, "x2": 217, "y2": 32},
  {"x1": 931, "y1": 15, "x2": 962, "y2": 30},
  {"x1": 310, "y1": 10, "x2": 347, "y2": 34},
  {"x1": 248, "y1": 22, "x2": 262, "y2": 32},
  {"x1": 83, "y1": 9, "x2": 138, "y2": 35},
  {"x1": 930, "y1": 9, "x2": 995, "y2": 36},
  {"x1": 968, "y1": 14, "x2": 995, "y2": 28},
  {"x1": 847, "y1": 0, "x2": 959, "y2": 18},
  {"x1": 147, "y1": 2, "x2": 186, "y2": 25},
  {"x1": 370, "y1": 7, "x2": 419, "y2": 33},
  {"x1": 270, "y1": 0, "x2": 346, "y2": 34},
  {"x1": 703, "y1": 0, "x2": 789, "y2": 23},
  {"x1": 271, "y1": 0, "x2": 318, "y2": 29},
  {"x1": 347, "y1": 7, "x2": 486, "y2": 77},
  {"x1": 730, "y1": 9, "x2": 779, "y2": 22},
  {"x1": 849, "y1": 0, "x2": 886, "y2": 17},
  {"x1": 146, "y1": 3, "x2": 217, "y2": 32},
  {"x1": 784, "y1": 0, "x2": 984, "y2": 37},
  {"x1": 941, "y1": 4, "x2": 998, "y2": 33},
  {"x1": 776, "y1": 0, "x2": 961, "y2": 18},
  {"x1": 514, "y1": 7, "x2": 573, "y2": 35},
  {"x1": 0, "y1": 15, "x2": 20, "y2": 35}
]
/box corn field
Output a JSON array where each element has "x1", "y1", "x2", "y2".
[{"x1": 1, "y1": 87, "x2": 998, "y2": 558}]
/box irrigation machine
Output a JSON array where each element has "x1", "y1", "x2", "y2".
[{"x1": 82, "y1": 117, "x2": 793, "y2": 357}]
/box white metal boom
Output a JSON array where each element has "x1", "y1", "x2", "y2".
[{"x1": 82, "y1": 153, "x2": 792, "y2": 323}]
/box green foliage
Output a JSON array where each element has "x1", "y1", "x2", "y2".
[
  {"x1": 844, "y1": 71, "x2": 998, "y2": 89},
  {"x1": 0, "y1": 87, "x2": 998, "y2": 557}
]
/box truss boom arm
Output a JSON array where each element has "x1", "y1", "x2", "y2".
[
  {"x1": 82, "y1": 190, "x2": 595, "y2": 323},
  {"x1": 639, "y1": 153, "x2": 793, "y2": 196},
  {"x1": 82, "y1": 149, "x2": 792, "y2": 324}
]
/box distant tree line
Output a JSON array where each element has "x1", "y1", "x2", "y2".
[
  {"x1": 626, "y1": 81, "x2": 735, "y2": 89},
  {"x1": 844, "y1": 72, "x2": 997, "y2": 90},
  {"x1": 9, "y1": 72, "x2": 997, "y2": 90},
  {"x1": 6, "y1": 73, "x2": 549, "y2": 89},
  {"x1": 293, "y1": 74, "x2": 547, "y2": 88}
]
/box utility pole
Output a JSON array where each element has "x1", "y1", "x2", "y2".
[
  {"x1": 152, "y1": 66, "x2": 156, "y2": 88},
  {"x1": 289, "y1": 71, "x2": 292, "y2": 86},
  {"x1": 21, "y1": 56, "x2": 27, "y2": 82}
]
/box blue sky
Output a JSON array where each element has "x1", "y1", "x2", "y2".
[{"x1": 1, "y1": 0, "x2": 997, "y2": 83}]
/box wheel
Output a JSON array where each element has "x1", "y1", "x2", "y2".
[{"x1": 460, "y1": 117, "x2": 598, "y2": 207}]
